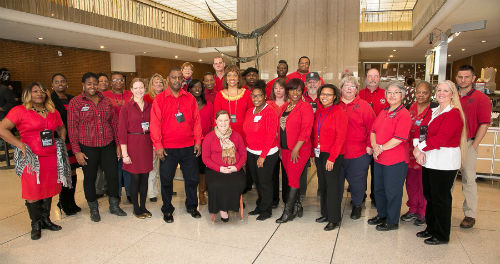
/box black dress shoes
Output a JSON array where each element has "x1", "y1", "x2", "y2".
[
  {"x1": 256, "y1": 213, "x2": 271, "y2": 221},
  {"x1": 424, "y1": 237, "x2": 448, "y2": 245},
  {"x1": 248, "y1": 208, "x2": 260, "y2": 215},
  {"x1": 149, "y1": 197, "x2": 158, "y2": 202},
  {"x1": 324, "y1": 222, "x2": 338, "y2": 231},
  {"x1": 376, "y1": 223, "x2": 399, "y2": 231},
  {"x1": 163, "y1": 213, "x2": 174, "y2": 223},
  {"x1": 416, "y1": 230, "x2": 432, "y2": 238},
  {"x1": 315, "y1": 216, "x2": 328, "y2": 223},
  {"x1": 221, "y1": 217, "x2": 229, "y2": 222},
  {"x1": 367, "y1": 216, "x2": 386, "y2": 225},
  {"x1": 187, "y1": 209, "x2": 201, "y2": 218},
  {"x1": 350, "y1": 206, "x2": 362, "y2": 220}
]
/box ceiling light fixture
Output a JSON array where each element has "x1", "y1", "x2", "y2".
[
  {"x1": 174, "y1": 55, "x2": 178, "y2": 59},
  {"x1": 99, "y1": 45, "x2": 105, "y2": 49},
  {"x1": 143, "y1": 52, "x2": 147, "y2": 54},
  {"x1": 392, "y1": 49, "x2": 397, "y2": 52},
  {"x1": 481, "y1": 40, "x2": 487, "y2": 43},
  {"x1": 37, "y1": 37, "x2": 44, "y2": 40},
  {"x1": 461, "y1": 48, "x2": 466, "y2": 51},
  {"x1": 198, "y1": 59, "x2": 203, "y2": 62},
  {"x1": 389, "y1": 55, "x2": 394, "y2": 58}
]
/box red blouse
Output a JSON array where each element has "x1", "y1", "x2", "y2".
[
  {"x1": 313, "y1": 104, "x2": 348, "y2": 162},
  {"x1": 213, "y1": 89, "x2": 253, "y2": 144},
  {"x1": 202, "y1": 131, "x2": 247, "y2": 171},
  {"x1": 243, "y1": 104, "x2": 279, "y2": 158}
]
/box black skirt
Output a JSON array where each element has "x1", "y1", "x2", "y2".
[{"x1": 205, "y1": 168, "x2": 246, "y2": 214}]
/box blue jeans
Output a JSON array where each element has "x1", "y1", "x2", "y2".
[{"x1": 374, "y1": 161, "x2": 408, "y2": 225}]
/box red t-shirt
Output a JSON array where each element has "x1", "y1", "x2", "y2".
[
  {"x1": 312, "y1": 104, "x2": 348, "y2": 162},
  {"x1": 371, "y1": 104, "x2": 412, "y2": 165},
  {"x1": 459, "y1": 89, "x2": 491, "y2": 139},
  {"x1": 359, "y1": 87, "x2": 388, "y2": 116},
  {"x1": 102, "y1": 90, "x2": 132, "y2": 118},
  {"x1": 243, "y1": 104, "x2": 279, "y2": 158},
  {"x1": 214, "y1": 74, "x2": 224, "y2": 92},
  {"x1": 339, "y1": 96, "x2": 376, "y2": 159},
  {"x1": 213, "y1": 89, "x2": 253, "y2": 144}
]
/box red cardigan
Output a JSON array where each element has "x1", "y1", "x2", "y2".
[
  {"x1": 313, "y1": 104, "x2": 348, "y2": 162},
  {"x1": 279, "y1": 100, "x2": 314, "y2": 149},
  {"x1": 201, "y1": 130, "x2": 247, "y2": 171},
  {"x1": 421, "y1": 107, "x2": 463, "y2": 151},
  {"x1": 243, "y1": 104, "x2": 279, "y2": 158}
]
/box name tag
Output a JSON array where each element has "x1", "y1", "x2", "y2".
[
  {"x1": 415, "y1": 120, "x2": 422, "y2": 126},
  {"x1": 419, "y1": 125, "x2": 428, "y2": 142},
  {"x1": 311, "y1": 102, "x2": 317, "y2": 113},
  {"x1": 175, "y1": 112, "x2": 185, "y2": 123},
  {"x1": 230, "y1": 114, "x2": 237, "y2": 123},
  {"x1": 141, "y1": 122, "x2": 150, "y2": 132},
  {"x1": 81, "y1": 106, "x2": 90, "y2": 112},
  {"x1": 40, "y1": 130, "x2": 54, "y2": 147},
  {"x1": 253, "y1": 116, "x2": 262, "y2": 122},
  {"x1": 314, "y1": 144, "x2": 320, "y2": 158}
]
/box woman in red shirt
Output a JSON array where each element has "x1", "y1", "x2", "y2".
[
  {"x1": 369, "y1": 81, "x2": 412, "y2": 231},
  {"x1": 119, "y1": 78, "x2": 153, "y2": 219},
  {"x1": 276, "y1": 78, "x2": 314, "y2": 223},
  {"x1": 313, "y1": 84, "x2": 348, "y2": 231},
  {"x1": 0, "y1": 83, "x2": 67, "y2": 240},
  {"x1": 144, "y1": 73, "x2": 166, "y2": 203},
  {"x1": 188, "y1": 79, "x2": 214, "y2": 205},
  {"x1": 267, "y1": 79, "x2": 289, "y2": 207},
  {"x1": 202, "y1": 110, "x2": 247, "y2": 222},
  {"x1": 243, "y1": 85, "x2": 279, "y2": 221}
]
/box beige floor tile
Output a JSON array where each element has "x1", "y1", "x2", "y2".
[
  {"x1": 454, "y1": 227, "x2": 500, "y2": 264},
  {"x1": 254, "y1": 252, "x2": 329, "y2": 264}
]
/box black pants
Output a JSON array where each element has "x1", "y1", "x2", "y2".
[
  {"x1": 272, "y1": 157, "x2": 289, "y2": 203},
  {"x1": 422, "y1": 167, "x2": 456, "y2": 242},
  {"x1": 299, "y1": 159, "x2": 310, "y2": 196},
  {"x1": 129, "y1": 172, "x2": 149, "y2": 214},
  {"x1": 340, "y1": 154, "x2": 371, "y2": 207},
  {"x1": 159, "y1": 146, "x2": 199, "y2": 214},
  {"x1": 369, "y1": 158, "x2": 375, "y2": 201},
  {"x1": 316, "y1": 153, "x2": 344, "y2": 223},
  {"x1": 247, "y1": 151, "x2": 279, "y2": 216},
  {"x1": 80, "y1": 142, "x2": 119, "y2": 202}
]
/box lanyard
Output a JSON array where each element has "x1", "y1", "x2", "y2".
[{"x1": 317, "y1": 105, "x2": 334, "y2": 144}]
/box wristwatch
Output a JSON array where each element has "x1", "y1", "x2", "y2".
[{"x1": 379, "y1": 145, "x2": 384, "y2": 152}]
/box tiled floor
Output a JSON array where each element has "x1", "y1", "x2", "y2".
[{"x1": 0, "y1": 162, "x2": 498, "y2": 264}]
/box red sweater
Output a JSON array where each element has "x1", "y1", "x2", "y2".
[
  {"x1": 202, "y1": 131, "x2": 247, "y2": 171},
  {"x1": 339, "y1": 96, "x2": 376, "y2": 159},
  {"x1": 421, "y1": 107, "x2": 463, "y2": 151},
  {"x1": 213, "y1": 89, "x2": 253, "y2": 143},
  {"x1": 279, "y1": 100, "x2": 314, "y2": 149},
  {"x1": 243, "y1": 104, "x2": 279, "y2": 158},
  {"x1": 150, "y1": 88, "x2": 202, "y2": 150},
  {"x1": 313, "y1": 104, "x2": 348, "y2": 162}
]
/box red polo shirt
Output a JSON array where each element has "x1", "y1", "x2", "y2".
[
  {"x1": 359, "y1": 87, "x2": 388, "y2": 115},
  {"x1": 339, "y1": 96, "x2": 376, "y2": 159},
  {"x1": 287, "y1": 71, "x2": 325, "y2": 84},
  {"x1": 459, "y1": 89, "x2": 491, "y2": 139},
  {"x1": 150, "y1": 88, "x2": 202, "y2": 150},
  {"x1": 313, "y1": 104, "x2": 348, "y2": 162},
  {"x1": 243, "y1": 104, "x2": 279, "y2": 158},
  {"x1": 370, "y1": 104, "x2": 412, "y2": 165},
  {"x1": 214, "y1": 74, "x2": 224, "y2": 92}
]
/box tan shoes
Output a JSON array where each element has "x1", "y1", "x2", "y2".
[{"x1": 460, "y1": 216, "x2": 475, "y2": 228}]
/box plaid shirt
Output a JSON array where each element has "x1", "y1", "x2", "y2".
[{"x1": 68, "y1": 91, "x2": 118, "y2": 153}]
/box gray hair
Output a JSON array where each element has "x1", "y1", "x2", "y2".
[
  {"x1": 386, "y1": 81, "x2": 406, "y2": 99},
  {"x1": 339, "y1": 76, "x2": 360, "y2": 90}
]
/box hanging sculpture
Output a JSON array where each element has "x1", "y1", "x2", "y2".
[{"x1": 206, "y1": 0, "x2": 289, "y2": 69}]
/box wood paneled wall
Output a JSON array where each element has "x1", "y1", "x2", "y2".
[
  {"x1": 135, "y1": 56, "x2": 214, "y2": 82},
  {"x1": 237, "y1": 0, "x2": 359, "y2": 85},
  {"x1": 452, "y1": 47, "x2": 500, "y2": 91}
]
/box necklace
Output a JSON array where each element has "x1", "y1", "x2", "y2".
[{"x1": 33, "y1": 107, "x2": 47, "y2": 114}]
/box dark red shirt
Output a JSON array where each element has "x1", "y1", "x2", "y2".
[
  {"x1": 243, "y1": 104, "x2": 279, "y2": 158},
  {"x1": 459, "y1": 89, "x2": 491, "y2": 139},
  {"x1": 68, "y1": 92, "x2": 118, "y2": 153},
  {"x1": 205, "y1": 88, "x2": 217, "y2": 104},
  {"x1": 102, "y1": 90, "x2": 132, "y2": 118},
  {"x1": 202, "y1": 131, "x2": 247, "y2": 171},
  {"x1": 150, "y1": 88, "x2": 202, "y2": 150},
  {"x1": 408, "y1": 103, "x2": 433, "y2": 169},
  {"x1": 359, "y1": 87, "x2": 388, "y2": 115},
  {"x1": 339, "y1": 96, "x2": 376, "y2": 159},
  {"x1": 214, "y1": 74, "x2": 224, "y2": 92},
  {"x1": 371, "y1": 104, "x2": 412, "y2": 165},
  {"x1": 313, "y1": 104, "x2": 348, "y2": 162}
]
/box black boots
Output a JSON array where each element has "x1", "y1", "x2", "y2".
[
  {"x1": 25, "y1": 201, "x2": 42, "y2": 240},
  {"x1": 276, "y1": 187, "x2": 300, "y2": 223},
  {"x1": 40, "y1": 198, "x2": 62, "y2": 231},
  {"x1": 87, "y1": 200, "x2": 101, "y2": 222},
  {"x1": 25, "y1": 198, "x2": 62, "y2": 240},
  {"x1": 109, "y1": 196, "x2": 127, "y2": 216},
  {"x1": 58, "y1": 175, "x2": 81, "y2": 215}
]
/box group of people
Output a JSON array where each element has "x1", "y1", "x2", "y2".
[{"x1": 0, "y1": 55, "x2": 490, "y2": 247}]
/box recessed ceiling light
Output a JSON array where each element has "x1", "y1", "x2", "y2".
[
  {"x1": 198, "y1": 59, "x2": 203, "y2": 62},
  {"x1": 99, "y1": 45, "x2": 105, "y2": 49},
  {"x1": 274, "y1": 34, "x2": 278, "y2": 37},
  {"x1": 174, "y1": 55, "x2": 178, "y2": 59},
  {"x1": 143, "y1": 52, "x2": 147, "y2": 54},
  {"x1": 461, "y1": 48, "x2": 466, "y2": 51},
  {"x1": 448, "y1": 54, "x2": 451, "y2": 57},
  {"x1": 389, "y1": 54, "x2": 394, "y2": 58},
  {"x1": 481, "y1": 40, "x2": 487, "y2": 43},
  {"x1": 388, "y1": 59, "x2": 391, "y2": 62},
  {"x1": 392, "y1": 49, "x2": 397, "y2": 52},
  {"x1": 37, "y1": 37, "x2": 44, "y2": 40}
]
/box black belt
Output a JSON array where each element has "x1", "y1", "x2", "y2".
[
  {"x1": 468, "y1": 137, "x2": 475, "y2": 141},
  {"x1": 128, "y1": 132, "x2": 150, "y2": 135}
]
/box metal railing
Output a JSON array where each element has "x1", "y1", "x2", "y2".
[{"x1": 360, "y1": 9, "x2": 413, "y2": 32}]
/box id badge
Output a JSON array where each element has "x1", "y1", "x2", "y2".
[
  {"x1": 175, "y1": 112, "x2": 185, "y2": 123},
  {"x1": 40, "y1": 130, "x2": 54, "y2": 147},
  {"x1": 419, "y1": 125, "x2": 428, "y2": 142},
  {"x1": 141, "y1": 122, "x2": 150, "y2": 132},
  {"x1": 230, "y1": 114, "x2": 237, "y2": 123},
  {"x1": 314, "y1": 144, "x2": 320, "y2": 158},
  {"x1": 415, "y1": 120, "x2": 422, "y2": 126},
  {"x1": 81, "y1": 105, "x2": 90, "y2": 112},
  {"x1": 311, "y1": 102, "x2": 317, "y2": 113},
  {"x1": 253, "y1": 116, "x2": 262, "y2": 123}
]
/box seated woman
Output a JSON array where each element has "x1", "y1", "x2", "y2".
[{"x1": 202, "y1": 110, "x2": 247, "y2": 222}]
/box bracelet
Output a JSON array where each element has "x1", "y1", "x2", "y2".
[{"x1": 379, "y1": 145, "x2": 384, "y2": 151}]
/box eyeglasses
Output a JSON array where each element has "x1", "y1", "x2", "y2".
[
  {"x1": 112, "y1": 79, "x2": 124, "y2": 82},
  {"x1": 386, "y1": 91, "x2": 402, "y2": 95}
]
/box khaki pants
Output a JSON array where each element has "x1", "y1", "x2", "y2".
[
  {"x1": 147, "y1": 154, "x2": 160, "y2": 198},
  {"x1": 460, "y1": 140, "x2": 477, "y2": 218}
]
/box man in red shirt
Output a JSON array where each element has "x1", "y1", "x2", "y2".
[
  {"x1": 266, "y1": 60, "x2": 288, "y2": 97},
  {"x1": 287, "y1": 56, "x2": 324, "y2": 84},
  {"x1": 242, "y1": 67, "x2": 259, "y2": 90},
  {"x1": 304, "y1": 72, "x2": 321, "y2": 113},
  {"x1": 213, "y1": 56, "x2": 225, "y2": 92},
  {"x1": 359, "y1": 68, "x2": 388, "y2": 206},
  {"x1": 203, "y1": 72, "x2": 216, "y2": 104},
  {"x1": 457, "y1": 65, "x2": 491, "y2": 228},
  {"x1": 150, "y1": 68, "x2": 203, "y2": 223}
]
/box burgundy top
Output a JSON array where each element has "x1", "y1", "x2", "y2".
[
  {"x1": 118, "y1": 100, "x2": 153, "y2": 174},
  {"x1": 68, "y1": 92, "x2": 118, "y2": 153},
  {"x1": 202, "y1": 130, "x2": 247, "y2": 171},
  {"x1": 200, "y1": 102, "x2": 214, "y2": 137},
  {"x1": 407, "y1": 102, "x2": 432, "y2": 169}
]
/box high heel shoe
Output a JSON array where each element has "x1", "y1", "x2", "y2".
[{"x1": 57, "y1": 201, "x2": 76, "y2": 216}]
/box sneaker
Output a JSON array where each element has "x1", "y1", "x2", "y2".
[
  {"x1": 400, "y1": 212, "x2": 417, "y2": 222},
  {"x1": 414, "y1": 216, "x2": 426, "y2": 226}
]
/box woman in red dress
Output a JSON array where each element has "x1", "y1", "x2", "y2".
[
  {"x1": 119, "y1": 78, "x2": 153, "y2": 219},
  {"x1": 276, "y1": 78, "x2": 314, "y2": 223},
  {"x1": 187, "y1": 79, "x2": 214, "y2": 205},
  {"x1": 0, "y1": 82, "x2": 66, "y2": 240}
]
